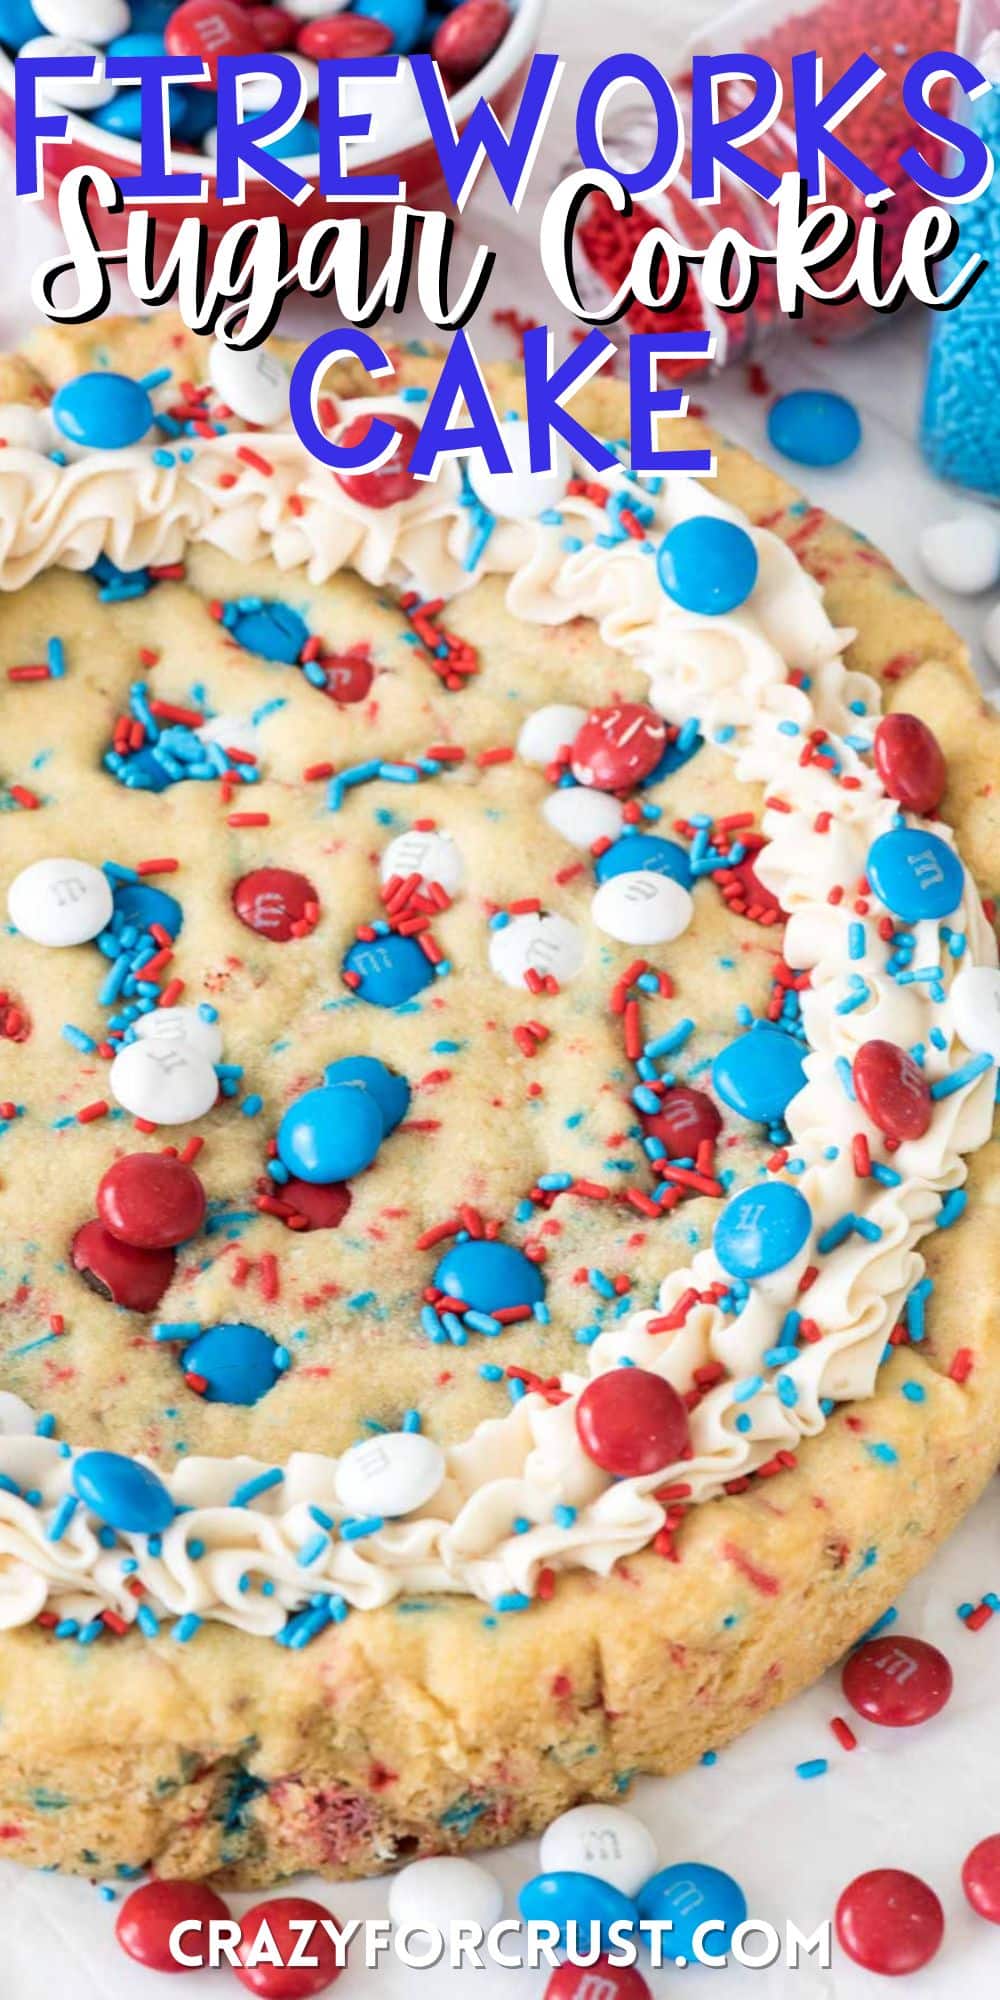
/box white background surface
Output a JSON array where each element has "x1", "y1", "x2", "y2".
[{"x1": 3, "y1": 0, "x2": 1000, "y2": 1993}]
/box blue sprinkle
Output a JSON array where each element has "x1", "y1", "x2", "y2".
[
  {"x1": 297, "y1": 1531, "x2": 330, "y2": 1567},
  {"x1": 834, "y1": 1057, "x2": 856, "y2": 1101},
  {"x1": 230, "y1": 1469, "x2": 284, "y2": 1508},
  {"x1": 930, "y1": 1053, "x2": 993, "y2": 1100},
  {"x1": 340, "y1": 1516, "x2": 384, "y2": 1541},
  {"x1": 937, "y1": 1189, "x2": 968, "y2": 1230},
  {"x1": 46, "y1": 1494, "x2": 79, "y2": 1543}
]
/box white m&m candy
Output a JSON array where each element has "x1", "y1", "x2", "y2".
[
  {"x1": 517, "y1": 705, "x2": 587, "y2": 766},
  {"x1": 918, "y1": 514, "x2": 1000, "y2": 595},
  {"x1": 110, "y1": 1040, "x2": 218, "y2": 1125},
  {"x1": 389, "y1": 1857, "x2": 503, "y2": 1935},
  {"x1": 380, "y1": 827, "x2": 464, "y2": 896},
  {"x1": 489, "y1": 912, "x2": 585, "y2": 989},
  {"x1": 284, "y1": 0, "x2": 352, "y2": 16},
  {"x1": 7, "y1": 857, "x2": 113, "y2": 947},
  {"x1": 132, "y1": 1004, "x2": 224, "y2": 1065},
  {"x1": 539, "y1": 1804, "x2": 658, "y2": 1898},
  {"x1": 239, "y1": 53, "x2": 319, "y2": 116},
  {"x1": 208, "y1": 341, "x2": 289, "y2": 428},
  {"x1": 543, "y1": 787, "x2": 624, "y2": 850},
  {"x1": 335, "y1": 1432, "x2": 445, "y2": 1519},
  {"x1": 591, "y1": 871, "x2": 693, "y2": 947},
  {"x1": 20, "y1": 38, "x2": 113, "y2": 113},
  {"x1": 468, "y1": 419, "x2": 571, "y2": 521},
  {"x1": 949, "y1": 964, "x2": 1000, "y2": 1062},
  {"x1": 33, "y1": 0, "x2": 129, "y2": 43}
]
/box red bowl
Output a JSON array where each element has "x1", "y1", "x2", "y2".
[{"x1": 0, "y1": 0, "x2": 545, "y2": 257}]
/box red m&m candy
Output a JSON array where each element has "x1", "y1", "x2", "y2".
[
  {"x1": 853, "y1": 1040, "x2": 932, "y2": 1143},
  {"x1": 297, "y1": 13, "x2": 394, "y2": 57},
  {"x1": 333, "y1": 414, "x2": 422, "y2": 510},
  {"x1": 642, "y1": 1084, "x2": 721, "y2": 1158},
  {"x1": 72, "y1": 1219, "x2": 175, "y2": 1312},
  {"x1": 322, "y1": 650, "x2": 375, "y2": 705},
  {"x1": 98, "y1": 1152, "x2": 206, "y2": 1250},
  {"x1": 246, "y1": 5, "x2": 297, "y2": 50},
  {"x1": 281, "y1": 1178, "x2": 352, "y2": 1231},
  {"x1": 570, "y1": 703, "x2": 668, "y2": 792},
  {"x1": 576, "y1": 1367, "x2": 689, "y2": 1476},
  {"x1": 431, "y1": 0, "x2": 511, "y2": 82},
  {"x1": 835, "y1": 1868, "x2": 944, "y2": 1976},
  {"x1": 235, "y1": 1896, "x2": 344, "y2": 1997},
  {"x1": 962, "y1": 1834, "x2": 1000, "y2": 1923},
  {"x1": 233, "y1": 868, "x2": 319, "y2": 942},
  {"x1": 116, "y1": 1878, "x2": 232, "y2": 1972},
  {"x1": 165, "y1": 0, "x2": 257, "y2": 84},
  {"x1": 841, "y1": 1636, "x2": 952, "y2": 1728},
  {"x1": 546, "y1": 1961, "x2": 652, "y2": 2000},
  {"x1": 874, "y1": 713, "x2": 946, "y2": 817}
]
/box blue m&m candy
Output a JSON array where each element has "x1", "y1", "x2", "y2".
[
  {"x1": 52, "y1": 372, "x2": 155, "y2": 452},
  {"x1": 518, "y1": 1872, "x2": 638, "y2": 1952},
  {"x1": 433, "y1": 1239, "x2": 545, "y2": 1314},
  {"x1": 112, "y1": 881, "x2": 183, "y2": 938},
  {"x1": 355, "y1": 0, "x2": 426, "y2": 53},
  {"x1": 714, "y1": 1182, "x2": 812, "y2": 1281},
  {"x1": 228, "y1": 600, "x2": 309, "y2": 665},
  {"x1": 106, "y1": 30, "x2": 166, "y2": 59},
  {"x1": 323, "y1": 1056, "x2": 411, "y2": 1134},
  {"x1": 712, "y1": 1024, "x2": 807, "y2": 1124},
  {"x1": 243, "y1": 111, "x2": 322, "y2": 160},
  {"x1": 181, "y1": 1322, "x2": 285, "y2": 1405},
  {"x1": 93, "y1": 85, "x2": 186, "y2": 140},
  {"x1": 643, "y1": 725, "x2": 704, "y2": 785},
  {"x1": 657, "y1": 516, "x2": 759, "y2": 616},
  {"x1": 865, "y1": 828, "x2": 964, "y2": 923},
  {"x1": 767, "y1": 389, "x2": 862, "y2": 468},
  {"x1": 593, "y1": 833, "x2": 693, "y2": 890},
  {"x1": 0, "y1": 0, "x2": 43, "y2": 48},
  {"x1": 173, "y1": 85, "x2": 219, "y2": 145},
  {"x1": 73, "y1": 1450, "x2": 176, "y2": 1534},
  {"x1": 343, "y1": 934, "x2": 435, "y2": 1008},
  {"x1": 130, "y1": 0, "x2": 175, "y2": 27},
  {"x1": 277, "y1": 1083, "x2": 384, "y2": 1184},
  {"x1": 638, "y1": 1863, "x2": 748, "y2": 1963}
]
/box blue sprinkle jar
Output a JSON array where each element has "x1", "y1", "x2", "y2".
[{"x1": 922, "y1": 4, "x2": 1000, "y2": 496}]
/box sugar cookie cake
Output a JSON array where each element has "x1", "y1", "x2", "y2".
[{"x1": 0, "y1": 316, "x2": 999, "y2": 1887}]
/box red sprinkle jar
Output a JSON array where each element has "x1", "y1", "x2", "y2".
[{"x1": 568, "y1": 0, "x2": 959, "y2": 375}]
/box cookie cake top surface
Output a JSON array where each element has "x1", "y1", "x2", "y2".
[{"x1": 0, "y1": 322, "x2": 997, "y2": 1646}]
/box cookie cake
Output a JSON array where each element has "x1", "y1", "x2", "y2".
[{"x1": 0, "y1": 314, "x2": 998, "y2": 1889}]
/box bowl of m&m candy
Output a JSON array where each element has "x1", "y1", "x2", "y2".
[{"x1": 0, "y1": 0, "x2": 542, "y2": 254}]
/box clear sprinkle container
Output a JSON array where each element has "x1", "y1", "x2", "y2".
[
  {"x1": 921, "y1": 2, "x2": 1000, "y2": 495},
  {"x1": 562, "y1": 0, "x2": 960, "y2": 377}
]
